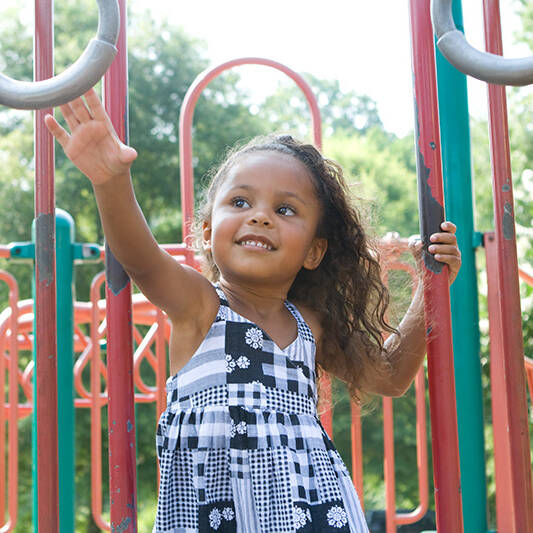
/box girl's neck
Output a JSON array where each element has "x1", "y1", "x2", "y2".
[{"x1": 217, "y1": 277, "x2": 290, "y2": 320}]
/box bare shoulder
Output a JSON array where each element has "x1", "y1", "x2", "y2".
[{"x1": 170, "y1": 266, "x2": 220, "y2": 325}]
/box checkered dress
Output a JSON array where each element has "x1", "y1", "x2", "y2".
[{"x1": 153, "y1": 285, "x2": 368, "y2": 532}]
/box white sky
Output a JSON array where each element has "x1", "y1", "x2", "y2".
[
  {"x1": 2, "y1": 1, "x2": 531, "y2": 136},
  {"x1": 130, "y1": 0, "x2": 532, "y2": 137}
]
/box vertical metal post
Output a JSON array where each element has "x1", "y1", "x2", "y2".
[
  {"x1": 408, "y1": 1, "x2": 463, "y2": 530},
  {"x1": 482, "y1": 2, "x2": 533, "y2": 530},
  {"x1": 103, "y1": 0, "x2": 138, "y2": 529},
  {"x1": 55, "y1": 210, "x2": 76, "y2": 533},
  {"x1": 33, "y1": 0, "x2": 59, "y2": 530},
  {"x1": 434, "y1": 2, "x2": 488, "y2": 531}
]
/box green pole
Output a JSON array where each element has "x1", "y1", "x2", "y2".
[
  {"x1": 435, "y1": 2, "x2": 488, "y2": 531},
  {"x1": 31, "y1": 209, "x2": 76, "y2": 532}
]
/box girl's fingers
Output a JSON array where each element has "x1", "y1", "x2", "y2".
[
  {"x1": 430, "y1": 232, "x2": 457, "y2": 244},
  {"x1": 60, "y1": 103, "x2": 80, "y2": 131},
  {"x1": 433, "y1": 253, "x2": 461, "y2": 266},
  {"x1": 84, "y1": 88, "x2": 107, "y2": 121},
  {"x1": 440, "y1": 221, "x2": 456, "y2": 232},
  {"x1": 44, "y1": 114, "x2": 70, "y2": 148},
  {"x1": 70, "y1": 97, "x2": 93, "y2": 123},
  {"x1": 428, "y1": 244, "x2": 460, "y2": 256}
]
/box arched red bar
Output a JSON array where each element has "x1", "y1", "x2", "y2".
[{"x1": 179, "y1": 57, "x2": 322, "y2": 244}]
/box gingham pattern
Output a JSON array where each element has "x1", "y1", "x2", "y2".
[{"x1": 154, "y1": 284, "x2": 368, "y2": 532}]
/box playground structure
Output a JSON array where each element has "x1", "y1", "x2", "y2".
[{"x1": 0, "y1": 0, "x2": 531, "y2": 532}]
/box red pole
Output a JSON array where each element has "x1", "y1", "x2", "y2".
[
  {"x1": 408, "y1": 1, "x2": 463, "y2": 531},
  {"x1": 34, "y1": 0, "x2": 59, "y2": 530},
  {"x1": 103, "y1": 0, "x2": 138, "y2": 529},
  {"x1": 482, "y1": 2, "x2": 533, "y2": 529}
]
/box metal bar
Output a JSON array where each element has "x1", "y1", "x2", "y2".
[
  {"x1": 434, "y1": 2, "x2": 488, "y2": 530},
  {"x1": 102, "y1": 0, "x2": 138, "y2": 529},
  {"x1": 482, "y1": 2, "x2": 533, "y2": 529},
  {"x1": 90, "y1": 275, "x2": 110, "y2": 531},
  {"x1": 408, "y1": 1, "x2": 463, "y2": 530},
  {"x1": 33, "y1": 0, "x2": 59, "y2": 530},
  {"x1": 485, "y1": 232, "x2": 516, "y2": 533},
  {"x1": 0, "y1": 272, "x2": 19, "y2": 532},
  {"x1": 350, "y1": 402, "x2": 364, "y2": 509},
  {"x1": 55, "y1": 210, "x2": 76, "y2": 532},
  {"x1": 383, "y1": 396, "x2": 396, "y2": 533}
]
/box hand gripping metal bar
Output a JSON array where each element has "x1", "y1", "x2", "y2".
[
  {"x1": 431, "y1": 0, "x2": 533, "y2": 86},
  {"x1": 0, "y1": 0, "x2": 119, "y2": 109}
]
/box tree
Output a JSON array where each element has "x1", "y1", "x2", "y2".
[{"x1": 260, "y1": 73, "x2": 383, "y2": 138}]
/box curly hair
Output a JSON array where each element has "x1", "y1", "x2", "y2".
[{"x1": 195, "y1": 134, "x2": 396, "y2": 404}]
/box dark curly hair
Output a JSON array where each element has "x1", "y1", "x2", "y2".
[{"x1": 195, "y1": 134, "x2": 396, "y2": 404}]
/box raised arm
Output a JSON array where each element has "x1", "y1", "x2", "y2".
[
  {"x1": 44, "y1": 89, "x2": 215, "y2": 321},
  {"x1": 365, "y1": 222, "x2": 462, "y2": 397}
]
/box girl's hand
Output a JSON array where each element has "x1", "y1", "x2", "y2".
[
  {"x1": 409, "y1": 221, "x2": 462, "y2": 286},
  {"x1": 44, "y1": 88, "x2": 137, "y2": 185}
]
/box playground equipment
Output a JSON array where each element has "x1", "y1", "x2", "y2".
[
  {"x1": 0, "y1": 0, "x2": 119, "y2": 109},
  {"x1": 0, "y1": 0, "x2": 532, "y2": 532},
  {"x1": 431, "y1": 0, "x2": 533, "y2": 85}
]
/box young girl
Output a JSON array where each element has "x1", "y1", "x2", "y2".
[{"x1": 45, "y1": 89, "x2": 461, "y2": 533}]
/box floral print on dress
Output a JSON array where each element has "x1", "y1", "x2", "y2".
[
  {"x1": 293, "y1": 505, "x2": 313, "y2": 529},
  {"x1": 225, "y1": 354, "x2": 250, "y2": 373},
  {"x1": 230, "y1": 419, "x2": 247, "y2": 438},
  {"x1": 245, "y1": 327, "x2": 263, "y2": 349},
  {"x1": 236, "y1": 355, "x2": 250, "y2": 368},
  {"x1": 327, "y1": 505, "x2": 348, "y2": 528},
  {"x1": 208, "y1": 506, "x2": 235, "y2": 530}
]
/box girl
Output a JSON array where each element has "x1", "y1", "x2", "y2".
[{"x1": 45, "y1": 89, "x2": 461, "y2": 533}]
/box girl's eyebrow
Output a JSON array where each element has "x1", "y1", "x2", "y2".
[{"x1": 227, "y1": 184, "x2": 305, "y2": 204}]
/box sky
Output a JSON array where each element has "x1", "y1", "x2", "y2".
[
  {"x1": 2, "y1": 1, "x2": 531, "y2": 137},
  {"x1": 129, "y1": 0, "x2": 531, "y2": 137}
]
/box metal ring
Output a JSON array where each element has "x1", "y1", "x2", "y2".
[
  {"x1": 431, "y1": 0, "x2": 533, "y2": 86},
  {"x1": 0, "y1": 0, "x2": 120, "y2": 110}
]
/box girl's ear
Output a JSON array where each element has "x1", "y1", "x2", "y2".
[
  {"x1": 303, "y1": 238, "x2": 328, "y2": 270},
  {"x1": 202, "y1": 221, "x2": 212, "y2": 251}
]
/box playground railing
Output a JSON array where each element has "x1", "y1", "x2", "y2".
[{"x1": 0, "y1": 237, "x2": 434, "y2": 532}]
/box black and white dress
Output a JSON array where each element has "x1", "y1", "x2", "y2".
[{"x1": 153, "y1": 284, "x2": 368, "y2": 532}]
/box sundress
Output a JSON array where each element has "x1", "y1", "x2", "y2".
[{"x1": 154, "y1": 284, "x2": 369, "y2": 533}]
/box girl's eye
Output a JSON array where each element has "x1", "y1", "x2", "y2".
[
  {"x1": 277, "y1": 205, "x2": 296, "y2": 216},
  {"x1": 232, "y1": 198, "x2": 250, "y2": 208}
]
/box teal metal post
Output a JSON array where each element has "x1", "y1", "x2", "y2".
[
  {"x1": 31, "y1": 209, "x2": 76, "y2": 533},
  {"x1": 11, "y1": 210, "x2": 100, "y2": 531},
  {"x1": 434, "y1": 2, "x2": 488, "y2": 531}
]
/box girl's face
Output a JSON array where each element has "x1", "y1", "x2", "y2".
[{"x1": 203, "y1": 152, "x2": 328, "y2": 288}]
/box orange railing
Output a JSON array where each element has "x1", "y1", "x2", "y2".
[{"x1": 0, "y1": 238, "x2": 437, "y2": 531}]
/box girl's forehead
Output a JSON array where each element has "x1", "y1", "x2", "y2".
[{"x1": 219, "y1": 151, "x2": 315, "y2": 192}]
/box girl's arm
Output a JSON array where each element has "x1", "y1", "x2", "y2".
[
  {"x1": 44, "y1": 89, "x2": 216, "y2": 322},
  {"x1": 365, "y1": 221, "x2": 462, "y2": 397}
]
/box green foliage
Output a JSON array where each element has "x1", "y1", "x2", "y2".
[{"x1": 0, "y1": 0, "x2": 531, "y2": 530}]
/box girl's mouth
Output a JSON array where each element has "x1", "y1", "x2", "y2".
[{"x1": 236, "y1": 237, "x2": 275, "y2": 251}]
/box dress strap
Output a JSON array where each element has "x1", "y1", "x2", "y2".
[
  {"x1": 212, "y1": 282, "x2": 229, "y2": 322},
  {"x1": 284, "y1": 301, "x2": 316, "y2": 345}
]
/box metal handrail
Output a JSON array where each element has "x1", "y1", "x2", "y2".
[
  {"x1": 431, "y1": 0, "x2": 533, "y2": 86},
  {"x1": 0, "y1": 0, "x2": 119, "y2": 109}
]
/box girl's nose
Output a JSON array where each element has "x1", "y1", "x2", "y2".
[{"x1": 249, "y1": 210, "x2": 271, "y2": 226}]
